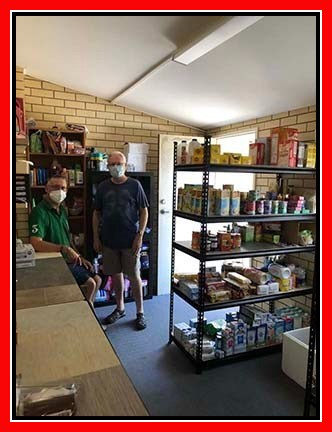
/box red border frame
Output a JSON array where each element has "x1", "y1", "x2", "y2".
[{"x1": 2, "y1": 3, "x2": 329, "y2": 429}]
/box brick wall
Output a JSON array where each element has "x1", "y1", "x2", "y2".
[{"x1": 208, "y1": 107, "x2": 317, "y2": 312}]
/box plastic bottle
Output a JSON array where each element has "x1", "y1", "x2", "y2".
[{"x1": 188, "y1": 138, "x2": 201, "y2": 163}]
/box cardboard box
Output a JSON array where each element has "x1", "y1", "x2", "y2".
[
  {"x1": 249, "y1": 143, "x2": 265, "y2": 165},
  {"x1": 192, "y1": 155, "x2": 204, "y2": 164},
  {"x1": 305, "y1": 143, "x2": 316, "y2": 168},
  {"x1": 215, "y1": 189, "x2": 230, "y2": 215},
  {"x1": 219, "y1": 154, "x2": 230, "y2": 165},
  {"x1": 256, "y1": 137, "x2": 271, "y2": 165},
  {"x1": 270, "y1": 128, "x2": 298, "y2": 165},
  {"x1": 228, "y1": 153, "x2": 242, "y2": 165},
  {"x1": 241, "y1": 155, "x2": 252, "y2": 165},
  {"x1": 278, "y1": 140, "x2": 298, "y2": 167}
]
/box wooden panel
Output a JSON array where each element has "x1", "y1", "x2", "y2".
[
  {"x1": 17, "y1": 301, "x2": 120, "y2": 385},
  {"x1": 73, "y1": 366, "x2": 148, "y2": 416},
  {"x1": 16, "y1": 284, "x2": 84, "y2": 309},
  {"x1": 16, "y1": 258, "x2": 76, "y2": 290}
]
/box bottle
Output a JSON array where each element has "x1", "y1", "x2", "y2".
[
  {"x1": 188, "y1": 139, "x2": 200, "y2": 164},
  {"x1": 179, "y1": 140, "x2": 188, "y2": 165},
  {"x1": 74, "y1": 164, "x2": 83, "y2": 185}
]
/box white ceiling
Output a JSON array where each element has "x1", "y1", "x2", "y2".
[{"x1": 16, "y1": 15, "x2": 316, "y2": 129}]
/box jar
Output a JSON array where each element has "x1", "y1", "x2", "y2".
[
  {"x1": 191, "y1": 231, "x2": 201, "y2": 250},
  {"x1": 256, "y1": 200, "x2": 264, "y2": 214},
  {"x1": 232, "y1": 233, "x2": 242, "y2": 249}
]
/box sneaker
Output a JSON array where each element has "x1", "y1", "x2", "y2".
[
  {"x1": 135, "y1": 313, "x2": 147, "y2": 330},
  {"x1": 102, "y1": 308, "x2": 126, "y2": 325}
]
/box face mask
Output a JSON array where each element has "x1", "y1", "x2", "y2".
[
  {"x1": 109, "y1": 164, "x2": 125, "y2": 178},
  {"x1": 49, "y1": 189, "x2": 67, "y2": 204}
]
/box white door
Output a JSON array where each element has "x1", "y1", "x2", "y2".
[{"x1": 157, "y1": 134, "x2": 203, "y2": 295}]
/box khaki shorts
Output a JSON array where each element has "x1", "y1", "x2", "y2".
[{"x1": 102, "y1": 246, "x2": 141, "y2": 278}]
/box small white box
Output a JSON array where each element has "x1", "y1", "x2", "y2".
[
  {"x1": 126, "y1": 153, "x2": 147, "y2": 171},
  {"x1": 282, "y1": 327, "x2": 316, "y2": 388},
  {"x1": 124, "y1": 142, "x2": 149, "y2": 154}
]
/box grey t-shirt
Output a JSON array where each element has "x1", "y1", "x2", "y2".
[{"x1": 94, "y1": 177, "x2": 149, "y2": 249}]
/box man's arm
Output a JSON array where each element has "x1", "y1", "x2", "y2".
[
  {"x1": 93, "y1": 209, "x2": 102, "y2": 252},
  {"x1": 138, "y1": 207, "x2": 148, "y2": 235},
  {"x1": 30, "y1": 237, "x2": 81, "y2": 265},
  {"x1": 132, "y1": 207, "x2": 148, "y2": 255}
]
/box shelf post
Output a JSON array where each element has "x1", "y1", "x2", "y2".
[
  {"x1": 169, "y1": 142, "x2": 178, "y2": 344},
  {"x1": 304, "y1": 258, "x2": 318, "y2": 417},
  {"x1": 195, "y1": 136, "x2": 211, "y2": 373}
]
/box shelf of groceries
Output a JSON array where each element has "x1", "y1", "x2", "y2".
[
  {"x1": 170, "y1": 127, "x2": 316, "y2": 371},
  {"x1": 176, "y1": 127, "x2": 316, "y2": 170}
]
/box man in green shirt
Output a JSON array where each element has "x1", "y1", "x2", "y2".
[{"x1": 29, "y1": 175, "x2": 101, "y2": 306}]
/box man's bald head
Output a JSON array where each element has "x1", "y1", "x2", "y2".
[{"x1": 108, "y1": 151, "x2": 127, "y2": 165}]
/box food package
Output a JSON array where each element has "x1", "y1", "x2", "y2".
[
  {"x1": 227, "y1": 272, "x2": 251, "y2": 285},
  {"x1": 278, "y1": 140, "x2": 298, "y2": 167},
  {"x1": 249, "y1": 142, "x2": 265, "y2": 165},
  {"x1": 219, "y1": 154, "x2": 230, "y2": 164},
  {"x1": 270, "y1": 127, "x2": 298, "y2": 165},
  {"x1": 17, "y1": 384, "x2": 78, "y2": 416}
]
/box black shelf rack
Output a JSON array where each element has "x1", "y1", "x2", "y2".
[
  {"x1": 173, "y1": 284, "x2": 313, "y2": 312},
  {"x1": 174, "y1": 209, "x2": 316, "y2": 223},
  {"x1": 169, "y1": 137, "x2": 317, "y2": 375}
]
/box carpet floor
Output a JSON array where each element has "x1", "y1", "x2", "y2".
[{"x1": 95, "y1": 294, "x2": 306, "y2": 418}]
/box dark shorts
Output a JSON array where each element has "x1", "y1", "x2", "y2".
[{"x1": 67, "y1": 263, "x2": 95, "y2": 286}]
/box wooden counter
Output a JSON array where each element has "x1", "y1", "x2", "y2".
[
  {"x1": 16, "y1": 257, "x2": 84, "y2": 309},
  {"x1": 16, "y1": 301, "x2": 148, "y2": 416}
]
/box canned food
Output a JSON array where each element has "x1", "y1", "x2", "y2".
[
  {"x1": 256, "y1": 200, "x2": 264, "y2": 214},
  {"x1": 248, "y1": 190, "x2": 260, "y2": 201},
  {"x1": 272, "y1": 200, "x2": 279, "y2": 214},
  {"x1": 278, "y1": 200, "x2": 288, "y2": 214},
  {"x1": 245, "y1": 200, "x2": 256, "y2": 215},
  {"x1": 264, "y1": 200, "x2": 272, "y2": 214}
]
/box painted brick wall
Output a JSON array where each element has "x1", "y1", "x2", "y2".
[{"x1": 208, "y1": 107, "x2": 317, "y2": 312}]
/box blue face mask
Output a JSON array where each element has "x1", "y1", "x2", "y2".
[{"x1": 109, "y1": 164, "x2": 125, "y2": 178}]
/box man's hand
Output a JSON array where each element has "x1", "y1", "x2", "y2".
[
  {"x1": 81, "y1": 257, "x2": 94, "y2": 272},
  {"x1": 64, "y1": 246, "x2": 82, "y2": 266},
  {"x1": 131, "y1": 233, "x2": 143, "y2": 256},
  {"x1": 93, "y1": 237, "x2": 102, "y2": 253}
]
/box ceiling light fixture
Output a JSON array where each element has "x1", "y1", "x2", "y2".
[{"x1": 173, "y1": 15, "x2": 264, "y2": 66}]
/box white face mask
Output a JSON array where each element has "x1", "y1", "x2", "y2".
[
  {"x1": 109, "y1": 164, "x2": 126, "y2": 178},
  {"x1": 49, "y1": 189, "x2": 67, "y2": 204}
]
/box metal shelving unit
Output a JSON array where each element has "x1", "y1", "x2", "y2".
[{"x1": 169, "y1": 138, "x2": 317, "y2": 375}]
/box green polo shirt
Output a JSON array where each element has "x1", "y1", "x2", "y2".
[{"x1": 29, "y1": 197, "x2": 70, "y2": 247}]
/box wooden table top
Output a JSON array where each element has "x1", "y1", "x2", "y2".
[
  {"x1": 16, "y1": 301, "x2": 120, "y2": 385},
  {"x1": 16, "y1": 255, "x2": 84, "y2": 308},
  {"x1": 16, "y1": 257, "x2": 76, "y2": 290},
  {"x1": 16, "y1": 301, "x2": 148, "y2": 417}
]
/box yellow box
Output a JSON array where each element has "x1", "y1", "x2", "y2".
[
  {"x1": 241, "y1": 156, "x2": 252, "y2": 165},
  {"x1": 306, "y1": 143, "x2": 316, "y2": 168},
  {"x1": 193, "y1": 147, "x2": 204, "y2": 156},
  {"x1": 228, "y1": 153, "x2": 242, "y2": 164},
  {"x1": 219, "y1": 154, "x2": 230, "y2": 165},
  {"x1": 211, "y1": 145, "x2": 221, "y2": 155},
  {"x1": 210, "y1": 154, "x2": 220, "y2": 163},
  {"x1": 192, "y1": 155, "x2": 204, "y2": 164}
]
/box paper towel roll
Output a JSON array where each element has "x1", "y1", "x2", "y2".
[
  {"x1": 242, "y1": 268, "x2": 269, "y2": 284},
  {"x1": 268, "y1": 263, "x2": 291, "y2": 279}
]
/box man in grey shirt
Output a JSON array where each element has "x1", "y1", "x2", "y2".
[{"x1": 93, "y1": 151, "x2": 149, "y2": 330}]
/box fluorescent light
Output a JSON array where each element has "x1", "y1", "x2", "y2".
[{"x1": 173, "y1": 16, "x2": 264, "y2": 66}]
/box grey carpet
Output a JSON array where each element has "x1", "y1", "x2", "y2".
[{"x1": 95, "y1": 294, "x2": 306, "y2": 418}]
